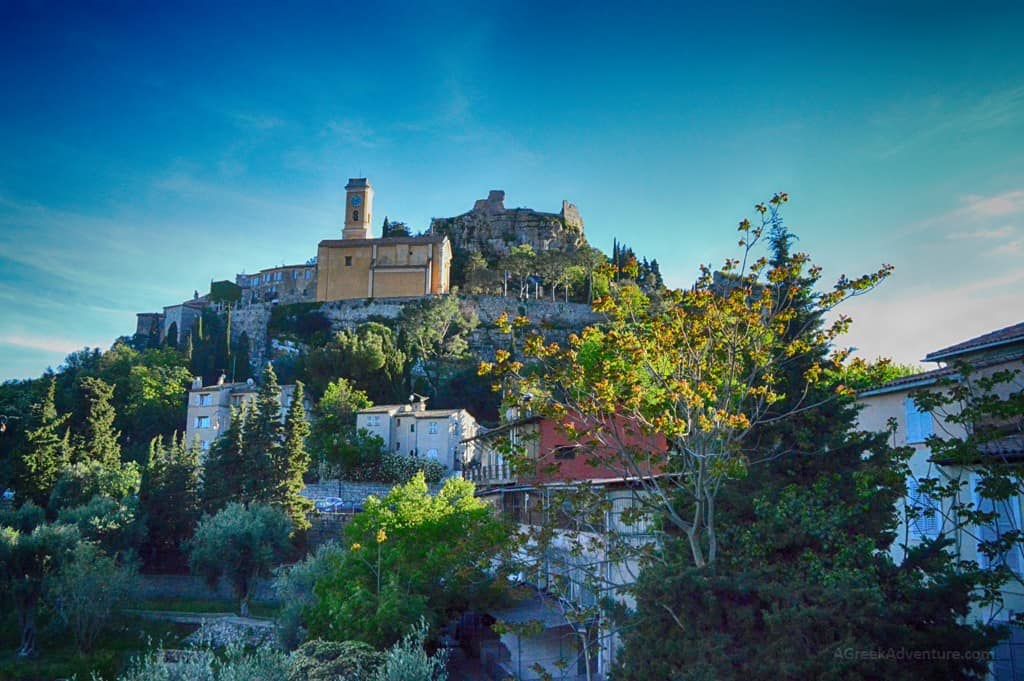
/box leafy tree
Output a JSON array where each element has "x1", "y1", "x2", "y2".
[
  {"x1": 485, "y1": 194, "x2": 893, "y2": 570},
  {"x1": 187, "y1": 502, "x2": 292, "y2": 617},
  {"x1": 536, "y1": 250, "x2": 572, "y2": 301},
  {"x1": 572, "y1": 244, "x2": 607, "y2": 304},
  {"x1": 75, "y1": 377, "x2": 121, "y2": 467},
  {"x1": 47, "y1": 540, "x2": 138, "y2": 652},
  {"x1": 49, "y1": 459, "x2": 141, "y2": 513},
  {"x1": 0, "y1": 521, "x2": 80, "y2": 657},
  {"x1": 307, "y1": 378, "x2": 373, "y2": 476},
  {"x1": 909, "y1": 360, "x2": 1024, "y2": 622},
  {"x1": 463, "y1": 251, "x2": 499, "y2": 294},
  {"x1": 307, "y1": 473, "x2": 508, "y2": 648},
  {"x1": 500, "y1": 244, "x2": 536, "y2": 298},
  {"x1": 139, "y1": 432, "x2": 201, "y2": 569},
  {"x1": 274, "y1": 542, "x2": 347, "y2": 650},
  {"x1": 301, "y1": 323, "x2": 407, "y2": 404},
  {"x1": 57, "y1": 494, "x2": 144, "y2": 557},
  {"x1": 14, "y1": 377, "x2": 72, "y2": 507},
  {"x1": 275, "y1": 381, "x2": 313, "y2": 532},
  {"x1": 398, "y1": 295, "x2": 478, "y2": 398}
]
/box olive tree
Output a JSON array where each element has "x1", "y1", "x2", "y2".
[{"x1": 187, "y1": 503, "x2": 292, "y2": 617}]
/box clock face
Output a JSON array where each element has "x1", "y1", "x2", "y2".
[{"x1": 350, "y1": 195, "x2": 363, "y2": 207}]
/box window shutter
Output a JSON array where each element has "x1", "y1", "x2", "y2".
[
  {"x1": 906, "y1": 477, "x2": 939, "y2": 539},
  {"x1": 919, "y1": 409, "x2": 933, "y2": 439},
  {"x1": 972, "y1": 473, "x2": 1022, "y2": 572},
  {"x1": 905, "y1": 398, "x2": 921, "y2": 443}
]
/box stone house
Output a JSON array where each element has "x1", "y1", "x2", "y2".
[
  {"x1": 858, "y1": 320, "x2": 1024, "y2": 679},
  {"x1": 237, "y1": 263, "x2": 317, "y2": 305},
  {"x1": 354, "y1": 399, "x2": 477, "y2": 472}
]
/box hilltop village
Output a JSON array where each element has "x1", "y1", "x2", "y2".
[
  {"x1": 134, "y1": 178, "x2": 596, "y2": 362},
  {"x1": 1, "y1": 182, "x2": 1022, "y2": 681}
]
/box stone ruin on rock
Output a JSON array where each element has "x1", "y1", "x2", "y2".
[{"x1": 429, "y1": 190, "x2": 587, "y2": 266}]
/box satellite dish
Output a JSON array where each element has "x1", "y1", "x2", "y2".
[{"x1": 247, "y1": 378, "x2": 254, "y2": 386}]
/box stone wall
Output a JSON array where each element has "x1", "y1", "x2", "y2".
[
  {"x1": 229, "y1": 295, "x2": 602, "y2": 371},
  {"x1": 136, "y1": 574, "x2": 277, "y2": 603}
]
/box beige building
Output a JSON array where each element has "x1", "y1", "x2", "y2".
[
  {"x1": 185, "y1": 375, "x2": 299, "y2": 455},
  {"x1": 354, "y1": 399, "x2": 477, "y2": 471},
  {"x1": 316, "y1": 178, "x2": 452, "y2": 301},
  {"x1": 858, "y1": 321, "x2": 1024, "y2": 677}
]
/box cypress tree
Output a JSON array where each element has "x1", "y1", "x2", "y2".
[
  {"x1": 164, "y1": 322, "x2": 178, "y2": 349},
  {"x1": 277, "y1": 381, "x2": 312, "y2": 531},
  {"x1": 182, "y1": 332, "x2": 194, "y2": 364}
]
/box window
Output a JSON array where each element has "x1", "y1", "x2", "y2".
[
  {"x1": 367, "y1": 415, "x2": 380, "y2": 427},
  {"x1": 428, "y1": 422, "x2": 438, "y2": 435},
  {"x1": 972, "y1": 473, "x2": 1022, "y2": 572},
  {"x1": 553, "y1": 445, "x2": 579, "y2": 460},
  {"x1": 305, "y1": 270, "x2": 312, "y2": 279},
  {"x1": 906, "y1": 477, "x2": 940, "y2": 540},
  {"x1": 200, "y1": 440, "x2": 210, "y2": 451},
  {"x1": 275, "y1": 271, "x2": 283, "y2": 281},
  {"x1": 194, "y1": 416, "x2": 211, "y2": 429},
  {"x1": 904, "y1": 397, "x2": 933, "y2": 444},
  {"x1": 410, "y1": 423, "x2": 415, "y2": 433},
  {"x1": 353, "y1": 210, "x2": 359, "y2": 221},
  {"x1": 293, "y1": 270, "x2": 299, "y2": 279},
  {"x1": 198, "y1": 393, "x2": 213, "y2": 406},
  {"x1": 345, "y1": 256, "x2": 353, "y2": 266}
]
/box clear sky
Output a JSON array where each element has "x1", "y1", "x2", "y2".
[{"x1": 2, "y1": 1, "x2": 1023, "y2": 380}]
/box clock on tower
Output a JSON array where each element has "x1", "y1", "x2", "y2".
[{"x1": 342, "y1": 178, "x2": 374, "y2": 239}]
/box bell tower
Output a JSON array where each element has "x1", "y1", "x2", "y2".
[{"x1": 342, "y1": 178, "x2": 374, "y2": 239}]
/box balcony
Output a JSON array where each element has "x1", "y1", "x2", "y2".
[{"x1": 462, "y1": 462, "x2": 516, "y2": 486}]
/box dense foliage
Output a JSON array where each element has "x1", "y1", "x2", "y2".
[{"x1": 307, "y1": 473, "x2": 508, "y2": 648}]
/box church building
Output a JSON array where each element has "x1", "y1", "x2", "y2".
[{"x1": 316, "y1": 178, "x2": 453, "y2": 301}]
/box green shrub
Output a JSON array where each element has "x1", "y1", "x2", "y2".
[{"x1": 288, "y1": 639, "x2": 384, "y2": 681}]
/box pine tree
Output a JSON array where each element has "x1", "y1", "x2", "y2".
[
  {"x1": 15, "y1": 378, "x2": 72, "y2": 507},
  {"x1": 241, "y1": 363, "x2": 284, "y2": 503},
  {"x1": 140, "y1": 433, "x2": 201, "y2": 569},
  {"x1": 75, "y1": 377, "x2": 121, "y2": 468},
  {"x1": 277, "y1": 382, "x2": 312, "y2": 532},
  {"x1": 201, "y1": 403, "x2": 247, "y2": 513}
]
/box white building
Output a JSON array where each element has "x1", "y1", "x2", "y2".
[{"x1": 355, "y1": 399, "x2": 478, "y2": 471}]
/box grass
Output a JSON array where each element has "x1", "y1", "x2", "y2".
[{"x1": 0, "y1": 611, "x2": 197, "y2": 681}]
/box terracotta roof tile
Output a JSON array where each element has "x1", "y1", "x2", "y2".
[{"x1": 924, "y1": 321, "x2": 1024, "y2": 362}]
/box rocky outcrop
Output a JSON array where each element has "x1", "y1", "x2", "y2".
[{"x1": 429, "y1": 190, "x2": 586, "y2": 264}]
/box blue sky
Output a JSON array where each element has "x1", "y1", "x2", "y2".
[{"x1": 2, "y1": 1, "x2": 1023, "y2": 380}]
